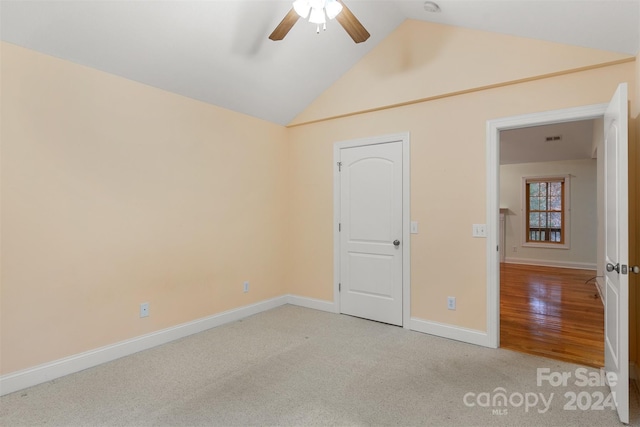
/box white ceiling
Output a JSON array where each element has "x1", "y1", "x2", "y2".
[
  {"x1": 500, "y1": 119, "x2": 596, "y2": 165},
  {"x1": 2, "y1": 0, "x2": 639, "y2": 125}
]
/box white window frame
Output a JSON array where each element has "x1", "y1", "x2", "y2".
[{"x1": 521, "y1": 174, "x2": 571, "y2": 249}]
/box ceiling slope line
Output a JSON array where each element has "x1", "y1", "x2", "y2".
[{"x1": 286, "y1": 57, "x2": 635, "y2": 128}]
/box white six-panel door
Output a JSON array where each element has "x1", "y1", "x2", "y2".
[{"x1": 338, "y1": 141, "x2": 404, "y2": 326}]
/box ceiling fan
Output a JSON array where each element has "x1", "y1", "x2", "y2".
[{"x1": 269, "y1": 0, "x2": 370, "y2": 44}]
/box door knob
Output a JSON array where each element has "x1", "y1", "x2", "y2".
[
  {"x1": 606, "y1": 263, "x2": 620, "y2": 273},
  {"x1": 393, "y1": 240, "x2": 400, "y2": 247},
  {"x1": 632, "y1": 266, "x2": 640, "y2": 274}
]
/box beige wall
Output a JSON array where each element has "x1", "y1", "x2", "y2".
[
  {"x1": 287, "y1": 21, "x2": 635, "y2": 331},
  {"x1": 1, "y1": 19, "x2": 638, "y2": 378},
  {"x1": 290, "y1": 20, "x2": 631, "y2": 126},
  {"x1": 500, "y1": 159, "x2": 597, "y2": 267},
  {"x1": 0, "y1": 42, "x2": 289, "y2": 374}
]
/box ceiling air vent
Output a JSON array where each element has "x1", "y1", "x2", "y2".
[{"x1": 545, "y1": 135, "x2": 562, "y2": 142}]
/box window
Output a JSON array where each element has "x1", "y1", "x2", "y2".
[{"x1": 522, "y1": 175, "x2": 570, "y2": 248}]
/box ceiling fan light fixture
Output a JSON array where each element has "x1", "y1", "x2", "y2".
[
  {"x1": 325, "y1": 0, "x2": 343, "y2": 19},
  {"x1": 271, "y1": 0, "x2": 369, "y2": 43},
  {"x1": 309, "y1": 6, "x2": 326, "y2": 25},
  {"x1": 293, "y1": 0, "x2": 311, "y2": 18}
]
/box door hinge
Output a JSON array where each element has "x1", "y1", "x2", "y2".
[
  {"x1": 339, "y1": 283, "x2": 341, "y2": 291},
  {"x1": 337, "y1": 161, "x2": 342, "y2": 172},
  {"x1": 339, "y1": 223, "x2": 341, "y2": 232},
  {"x1": 497, "y1": 245, "x2": 499, "y2": 252}
]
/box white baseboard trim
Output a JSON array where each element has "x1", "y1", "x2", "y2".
[
  {"x1": 286, "y1": 295, "x2": 337, "y2": 313},
  {"x1": 505, "y1": 257, "x2": 596, "y2": 270},
  {"x1": 409, "y1": 317, "x2": 492, "y2": 348},
  {"x1": 0, "y1": 295, "x2": 288, "y2": 397},
  {"x1": 1, "y1": 293, "x2": 500, "y2": 397}
]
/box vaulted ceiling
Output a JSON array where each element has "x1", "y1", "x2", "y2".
[{"x1": 2, "y1": 0, "x2": 639, "y2": 126}]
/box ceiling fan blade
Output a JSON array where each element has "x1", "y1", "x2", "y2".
[
  {"x1": 269, "y1": 8, "x2": 300, "y2": 41},
  {"x1": 335, "y1": 0, "x2": 370, "y2": 43}
]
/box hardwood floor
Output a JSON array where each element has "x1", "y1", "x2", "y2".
[{"x1": 500, "y1": 263, "x2": 604, "y2": 368}]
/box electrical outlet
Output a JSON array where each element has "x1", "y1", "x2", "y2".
[
  {"x1": 447, "y1": 297, "x2": 456, "y2": 310},
  {"x1": 513, "y1": 246, "x2": 518, "y2": 253},
  {"x1": 243, "y1": 281, "x2": 249, "y2": 293},
  {"x1": 140, "y1": 302, "x2": 149, "y2": 318}
]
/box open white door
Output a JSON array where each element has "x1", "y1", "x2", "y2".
[{"x1": 603, "y1": 82, "x2": 629, "y2": 424}]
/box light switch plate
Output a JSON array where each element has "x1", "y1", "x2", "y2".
[
  {"x1": 410, "y1": 221, "x2": 419, "y2": 234},
  {"x1": 472, "y1": 224, "x2": 487, "y2": 238}
]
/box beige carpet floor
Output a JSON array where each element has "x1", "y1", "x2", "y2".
[{"x1": 1, "y1": 305, "x2": 638, "y2": 426}]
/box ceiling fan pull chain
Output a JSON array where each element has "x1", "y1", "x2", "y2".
[
  {"x1": 323, "y1": 22, "x2": 326, "y2": 31},
  {"x1": 316, "y1": 24, "x2": 320, "y2": 34}
]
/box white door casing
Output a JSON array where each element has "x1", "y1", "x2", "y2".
[
  {"x1": 334, "y1": 133, "x2": 410, "y2": 327},
  {"x1": 603, "y1": 82, "x2": 629, "y2": 424}
]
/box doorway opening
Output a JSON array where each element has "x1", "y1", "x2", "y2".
[
  {"x1": 485, "y1": 103, "x2": 608, "y2": 349},
  {"x1": 498, "y1": 120, "x2": 604, "y2": 367}
]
